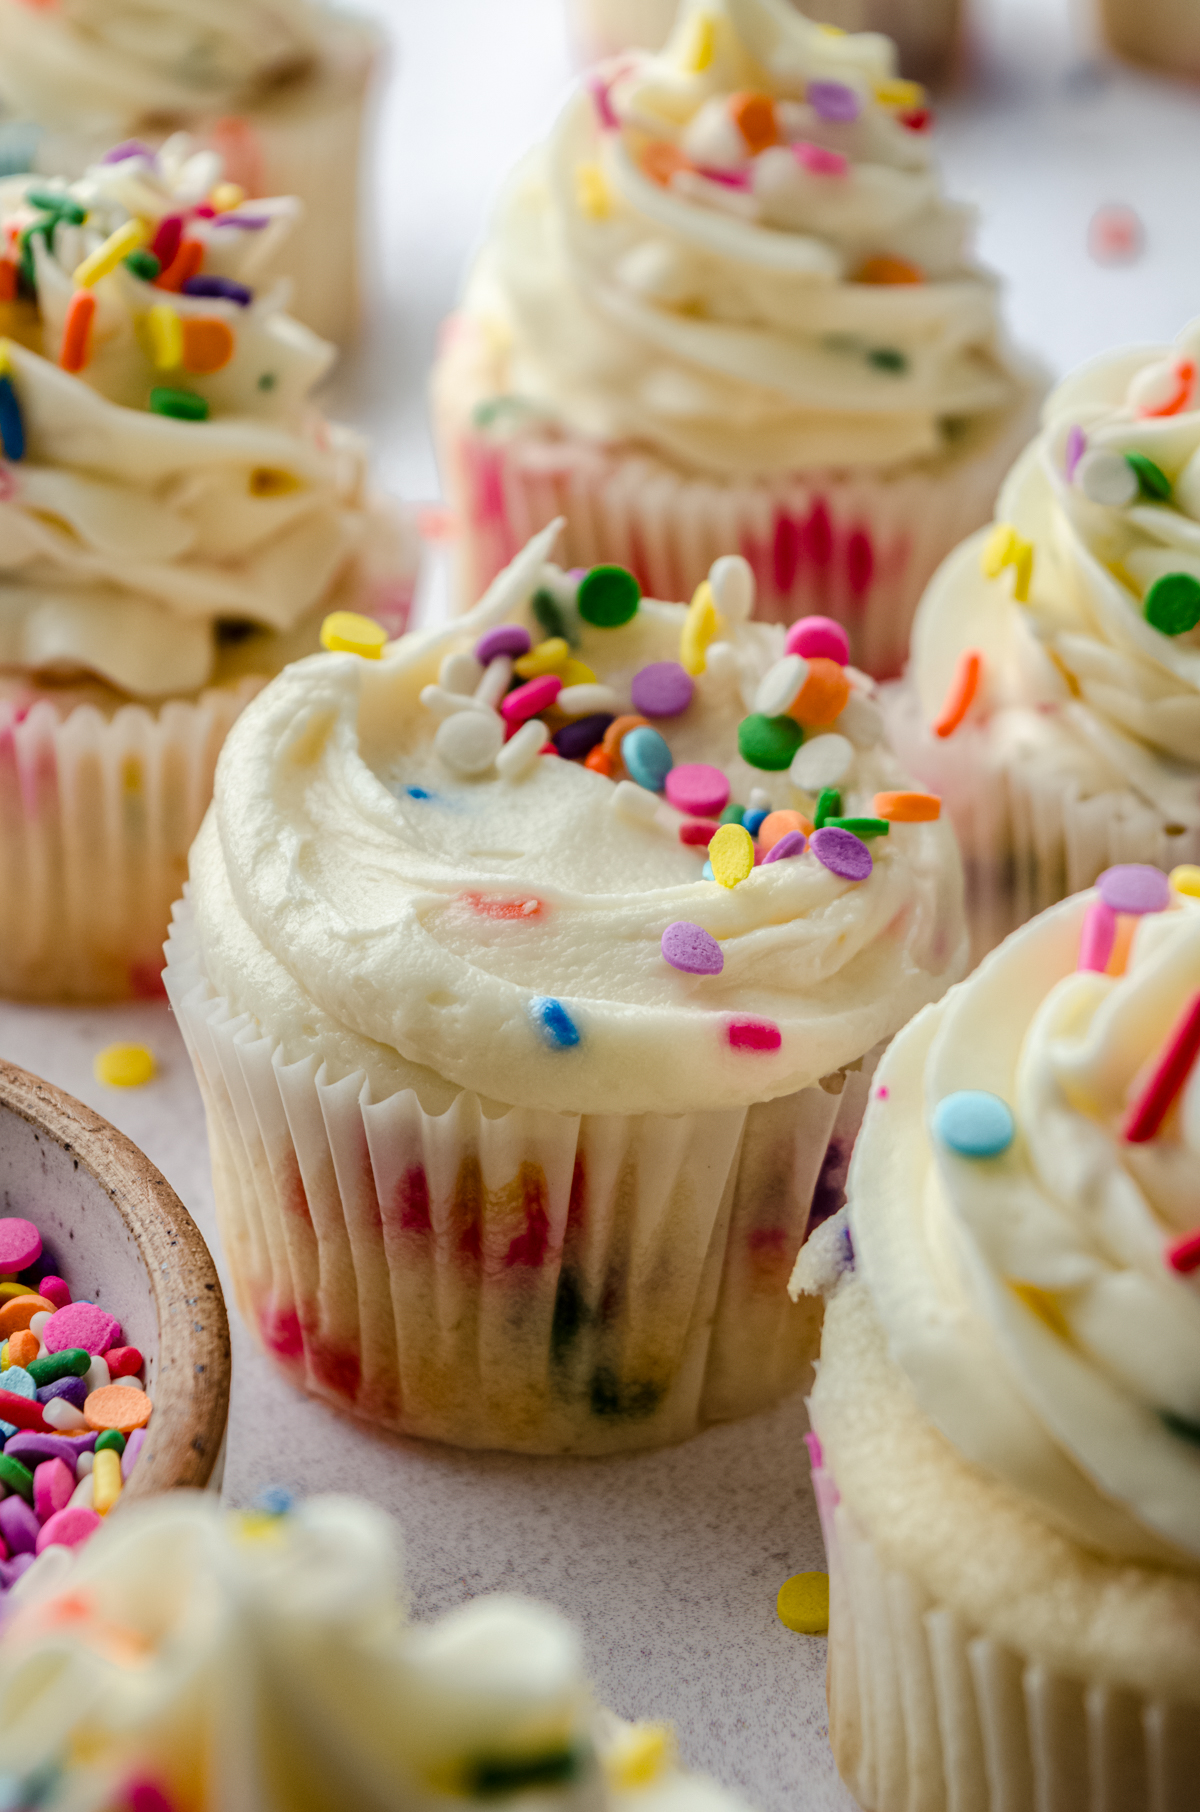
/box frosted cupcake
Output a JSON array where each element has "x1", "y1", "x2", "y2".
[
  {"x1": 0, "y1": 146, "x2": 414, "y2": 1001},
  {"x1": 0, "y1": 1489, "x2": 751, "y2": 1811},
  {"x1": 434, "y1": 0, "x2": 1035, "y2": 681},
  {"x1": 0, "y1": 0, "x2": 378, "y2": 343},
  {"x1": 166, "y1": 524, "x2": 966, "y2": 1454},
  {"x1": 793, "y1": 873, "x2": 1200, "y2": 1811},
  {"x1": 886, "y1": 318, "x2": 1200, "y2": 960}
]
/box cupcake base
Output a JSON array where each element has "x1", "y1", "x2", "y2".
[{"x1": 165, "y1": 899, "x2": 875, "y2": 1455}]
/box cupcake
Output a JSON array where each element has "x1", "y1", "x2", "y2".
[
  {"x1": 0, "y1": 1488, "x2": 752, "y2": 1811},
  {"x1": 885, "y1": 318, "x2": 1200, "y2": 961},
  {"x1": 165, "y1": 525, "x2": 967, "y2": 1454},
  {"x1": 0, "y1": 147, "x2": 415, "y2": 1002},
  {"x1": 0, "y1": 0, "x2": 379, "y2": 344},
  {"x1": 1099, "y1": 0, "x2": 1200, "y2": 81},
  {"x1": 792, "y1": 874, "x2": 1200, "y2": 1812},
  {"x1": 433, "y1": 0, "x2": 1037, "y2": 681}
]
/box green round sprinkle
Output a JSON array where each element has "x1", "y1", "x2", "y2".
[
  {"x1": 577, "y1": 564, "x2": 640, "y2": 628},
  {"x1": 95, "y1": 1428, "x2": 127, "y2": 1456},
  {"x1": 814, "y1": 787, "x2": 841, "y2": 829},
  {"x1": 719, "y1": 802, "x2": 746, "y2": 825},
  {"x1": 150, "y1": 386, "x2": 209, "y2": 422},
  {"x1": 824, "y1": 816, "x2": 890, "y2": 838},
  {"x1": 0, "y1": 1454, "x2": 33, "y2": 1502},
  {"x1": 1126, "y1": 452, "x2": 1171, "y2": 502},
  {"x1": 868, "y1": 347, "x2": 908, "y2": 373},
  {"x1": 1144, "y1": 572, "x2": 1200, "y2": 637},
  {"x1": 737, "y1": 713, "x2": 803, "y2": 771},
  {"x1": 124, "y1": 248, "x2": 161, "y2": 282}
]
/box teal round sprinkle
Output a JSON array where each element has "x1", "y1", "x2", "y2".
[
  {"x1": 933, "y1": 1090, "x2": 1015, "y2": 1159},
  {"x1": 823, "y1": 816, "x2": 890, "y2": 839},
  {"x1": 719, "y1": 802, "x2": 746, "y2": 825},
  {"x1": 124, "y1": 248, "x2": 161, "y2": 282},
  {"x1": 1144, "y1": 572, "x2": 1200, "y2": 637},
  {"x1": 529, "y1": 997, "x2": 580, "y2": 1049},
  {"x1": 150, "y1": 386, "x2": 208, "y2": 422},
  {"x1": 1125, "y1": 451, "x2": 1171, "y2": 501},
  {"x1": 577, "y1": 564, "x2": 640, "y2": 628},
  {"x1": 621, "y1": 725, "x2": 673, "y2": 791},
  {"x1": 814, "y1": 787, "x2": 841, "y2": 828},
  {"x1": 738, "y1": 714, "x2": 803, "y2": 771},
  {"x1": 868, "y1": 347, "x2": 907, "y2": 373}
]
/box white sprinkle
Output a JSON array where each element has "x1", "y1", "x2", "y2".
[
  {"x1": 475, "y1": 656, "x2": 513, "y2": 707},
  {"x1": 835, "y1": 692, "x2": 884, "y2": 748},
  {"x1": 29, "y1": 1312, "x2": 50, "y2": 1338},
  {"x1": 69, "y1": 1469, "x2": 95, "y2": 1507},
  {"x1": 434, "y1": 709, "x2": 505, "y2": 777},
  {"x1": 439, "y1": 650, "x2": 484, "y2": 695},
  {"x1": 44, "y1": 1397, "x2": 86, "y2": 1431},
  {"x1": 612, "y1": 779, "x2": 660, "y2": 823},
  {"x1": 496, "y1": 718, "x2": 548, "y2": 780},
  {"x1": 85, "y1": 1354, "x2": 110, "y2": 1395},
  {"x1": 419, "y1": 685, "x2": 492, "y2": 720},
  {"x1": 701, "y1": 641, "x2": 739, "y2": 683},
  {"x1": 76, "y1": 1450, "x2": 94, "y2": 1479},
  {"x1": 790, "y1": 733, "x2": 854, "y2": 792},
  {"x1": 1077, "y1": 449, "x2": 1136, "y2": 508},
  {"x1": 111, "y1": 1375, "x2": 145, "y2": 1390},
  {"x1": 708, "y1": 554, "x2": 755, "y2": 624},
  {"x1": 557, "y1": 683, "x2": 620, "y2": 716},
  {"x1": 755, "y1": 654, "x2": 807, "y2": 718},
  {"x1": 748, "y1": 787, "x2": 772, "y2": 810}
]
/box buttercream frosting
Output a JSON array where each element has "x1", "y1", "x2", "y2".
[{"x1": 462, "y1": 0, "x2": 1023, "y2": 477}]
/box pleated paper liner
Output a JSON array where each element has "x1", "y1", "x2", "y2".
[
  {"x1": 166, "y1": 898, "x2": 875, "y2": 1456},
  {"x1": 808, "y1": 1433, "x2": 1200, "y2": 1812},
  {"x1": 433, "y1": 312, "x2": 1039, "y2": 681}
]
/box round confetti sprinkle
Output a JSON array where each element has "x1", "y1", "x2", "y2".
[
  {"x1": 621, "y1": 725, "x2": 673, "y2": 791},
  {"x1": 631, "y1": 661, "x2": 694, "y2": 718},
  {"x1": 719, "y1": 802, "x2": 746, "y2": 825},
  {"x1": 551, "y1": 713, "x2": 614, "y2": 760},
  {"x1": 790, "y1": 733, "x2": 853, "y2": 793},
  {"x1": 758, "y1": 809, "x2": 809, "y2": 851},
  {"x1": 709, "y1": 822, "x2": 755, "y2": 888},
  {"x1": 661, "y1": 921, "x2": 724, "y2": 975},
  {"x1": 434, "y1": 710, "x2": 504, "y2": 776},
  {"x1": 1096, "y1": 864, "x2": 1170, "y2": 915},
  {"x1": 664, "y1": 763, "x2": 730, "y2": 818},
  {"x1": 776, "y1": 1572, "x2": 829, "y2": 1634},
  {"x1": 810, "y1": 826, "x2": 872, "y2": 882},
  {"x1": 577, "y1": 564, "x2": 640, "y2": 627},
  {"x1": 475, "y1": 624, "x2": 531, "y2": 664},
  {"x1": 742, "y1": 807, "x2": 769, "y2": 839},
  {"x1": 933, "y1": 1090, "x2": 1015, "y2": 1159},
  {"x1": 83, "y1": 1385, "x2": 151, "y2": 1434},
  {"x1": 785, "y1": 616, "x2": 849, "y2": 665},
  {"x1": 1076, "y1": 449, "x2": 1137, "y2": 508},
  {"x1": 738, "y1": 713, "x2": 803, "y2": 770},
  {"x1": 754, "y1": 655, "x2": 807, "y2": 717},
  {"x1": 727, "y1": 1017, "x2": 781, "y2": 1052},
  {"x1": 1170, "y1": 864, "x2": 1200, "y2": 898},
  {"x1": 320, "y1": 612, "x2": 387, "y2": 659},
  {"x1": 807, "y1": 80, "x2": 860, "y2": 121},
  {"x1": 44, "y1": 1303, "x2": 120, "y2": 1357},
  {"x1": 1144, "y1": 573, "x2": 1200, "y2": 637},
  {"x1": 529, "y1": 996, "x2": 580, "y2": 1049},
  {"x1": 708, "y1": 554, "x2": 754, "y2": 623},
  {"x1": 0, "y1": 1220, "x2": 40, "y2": 1273},
  {"x1": 790, "y1": 657, "x2": 850, "y2": 728},
  {"x1": 149, "y1": 385, "x2": 207, "y2": 421},
  {"x1": 93, "y1": 1043, "x2": 156, "y2": 1088},
  {"x1": 763, "y1": 831, "x2": 806, "y2": 864}
]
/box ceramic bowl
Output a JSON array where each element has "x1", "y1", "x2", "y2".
[{"x1": 0, "y1": 1058, "x2": 230, "y2": 1503}]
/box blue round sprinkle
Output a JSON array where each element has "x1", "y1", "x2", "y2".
[
  {"x1": 621, "y1": 725, "x2": 673, "y2": 792},
  {"x1": 701, "y1": 859, "x2": 715, "y2": 881},
  {"x1": 406, "y1": 786, "x2": 431, "y2": 801},
  {"x1": 743, "y1": 807, "x2": 769, "y2": 839},
  {"x1": 932, "y1": 1090, "x2": 1015, "y2": 1159},
  {"x1": 529, "y1": 996, "x2": 580, "y2": 1049},
  {"x1": 254, "y1": 1485, "x2": 295, "y2": 1516}
]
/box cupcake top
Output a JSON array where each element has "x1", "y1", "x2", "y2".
[
  {"x1": 909, "y1": 318, "x2": 1200, "y2": 831},
  {"x1": 828, "y1": 869, "x2": 1200, "y2": 1569},
  {"x1": 0, "y1": 139, "x2": 398, "y2": 701},
  {"x1": 0, "y1": 1489, "x2": 748, "y2": 1811},
  {"x1": 0, "y1": 0, "x2": 327, "y2": 135},
  {"x1": 191, "y1": 523, "x2": 966, "y2": 1118},
  {"x1": 462, "y1": 0, "x2": 1023, "y2": 476}
]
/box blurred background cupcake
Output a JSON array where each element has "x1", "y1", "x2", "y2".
[
  {"x1": 0, "y1": 0, "x2": 381, "y2": 344},
  {"x1": 0, "y1": 142, "x2": 415, "y2": 1003},
  {"x1": 885, "y1": 317, "x2": 1200, "y2": 960},
  {"x1": 1099, "y1": 0, "x2": 1200, "y2": 83},
  {"x1": 434, "y1": 0, "x2": 1038, "y2": 682}
]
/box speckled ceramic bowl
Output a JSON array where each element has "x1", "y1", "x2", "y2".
[{"x1": 0, "y1": 1059, "x2": 230, "y2": 1504}]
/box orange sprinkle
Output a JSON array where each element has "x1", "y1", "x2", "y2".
[
  {"x1": 181, "y1": 316, "x2": 234, "y2": 374},
  {"x1": 873, "y1": 790, "x2": 941, "y2": 822},
  {"x1": 6, "y1": 1328, "x2": 38, "y2": 1368},
  {"x1": 155, "y1": 238, "x2": 204, "y2": 293},
  {"x1": 758, "y1": 809, "x2": 813, "y2": 851},
  {"x1": 84, "y1": 1385, "x2": 152, "y2": 1434},
  {"x1": 584, "y1": 745, "x2": 616, "y2": 778},
  {"x1": 642, "y1": 142, "x2": 690, "y2": 187},
  {"x1": 729, "y1": 92, "x2": 777, "y2": 154},
  {"x1": 601, "y1": 713, "x2": 649, "y2": 758},
  {"x1": 0, "y1": 1293, "x2": 55, "y2": 1336},
  {"x1": 59, "y1": 289, "x2": 95, "y2": 373},
  {"x1": 855, "y1": 254, "x2": 925, "y2": 286},
  {"x1": 1107, "y1": 913, "x2": 1136, "y2": 978},
  {"x1": 789, "y1": 657, "x2": 851, "y2": 728},
  {"x1": 933, "y1": 650, "x2": 982, "y2": 738}
]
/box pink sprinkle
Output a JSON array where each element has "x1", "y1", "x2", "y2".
[
  {"x1": 127, "y1": 1783, "x2": 177, "y2": 1812},
  {"x1": 1077, "y1": 899, "x2": 1117, "y2": 973},
  {"x1": 1167, "y1": 1229, "x2": 1200, "y2": 1275},
  {"x1": 727, "y1": 1017, "x2": 782, "y2": 1053},
  {"x1": 665, "y1": 762, "x2": 730, "y2": 818},
  {"x1": 43, "y1": 1302, "x2": 120, "y2": 1356},
  {"x1": 697, "y1": 165, "x2": 752, "y2": 190},
  {"x1": 1123, "y1": 990, "x2": 1200, "y2": 1144},
  {"x1": 35, "y1": 1504, "x2": 100, "y2": 1554},
  {"x1": 33, "y1": 1458, "x2": 73, "y2": 1523},
  {"x1": 794, "y1": 141, "x2": 849, "y2": 177},
  {"x1": 587, "y1": 73, "x2": 619, "y2": 131},
  {"x1": 121, "y1": 1426, "x2": 147, "y2": 1480},
  {"x1": 501, "y1": 675, "x2": 561, "y2": 723},
  {"x1": 0, "y1": 1218, "x2": 41, "y2": 1273},
  {"x1": 785, "y1": 615, "x2": 850, "y2": 666},
  {"x1": 38, "y1": 1276, "x2": 71, "y2": 1309}
]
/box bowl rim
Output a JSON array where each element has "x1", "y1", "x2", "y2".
[{"x1": 0, "y1": 1058, "x2": 230, "y2": 1505}]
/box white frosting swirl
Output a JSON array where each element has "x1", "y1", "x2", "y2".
[
  {"x1": 191, "y1": 525, "x2": 966, "y2": 1118},
  {"x1": 463, "y1": 0, "x2": 1023, "y2": 476},
  {"x1": 844, "y1": 888, "x2": 1200, "y2": 1567}
]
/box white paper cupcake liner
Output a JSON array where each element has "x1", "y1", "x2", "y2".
[
  {"x1": 434, "y1": 315, "x2": 1037, "y2": 682},
  {"x1": 0, "y1": 680, "x2": 262, "y2": 1003},
  {"x1": 807, "y1": 1435, "x2": 1200, "y2": 1812},
  {"x1": 164, "y1": 898, "x2": 875, "y2": 1455}
]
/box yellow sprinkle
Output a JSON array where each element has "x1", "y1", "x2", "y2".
[
  {"x1": 1010, "y1": 1279, "x2": 1071, "y2": 1340},
  {"x1": 981, "y1": 522, "x2": 1019, "y2": 579},
  {"x1": 709, "y1": 822, "x2": 754, "y2": 888},
  {"x1": 0, "y1": 1283, "x2": 29, "y2": 1301},
  {"x1": 679, "y1": 11, "x2": 716, "y2": 72},
  {"x1": 558, "y1": 658, "x2": 597, "y2": 687},
  {"x1": 0, "y1": 1344, "x2": 7, "y2": 1370},
  {"x1": 1170, "y1": 864, "x2": 1200, "y2": 898},
  {"x1": 237, "y1": 1510, "x2": 287, "y2": 1546},
  {"x1": 875, "y1": 78, "x2": 925, "y2": 109},
  {"x1": 575, "y1": 161, "x2": 611, "y2": 220},
  {"x1": 249, "y1": 466, "x2": 301, "y2": 497},
  {"x1": 515, "y1": 637, "x2": 570, "y2": 679},
  {"x1": 604, "y1": 1724, "x2": 674, "y2": 1790},
  {"x1": 319, "y1": 611, "x2": 387, "y2": 659},
  {"x1": 680, "y1": 580, "x2": 718, "y2": 676},
  {"x1": 211, "y1": 181, "x2": 245, "y2": 213},
  {"x1": 817, "y1": 22, "x2": 846, "y2": 34},
  {"x1": 146, "y1": 301, "x2": 182, "y2": 370},
  {"x1": 0, "y1": 338, "x2": 10, "y2": 377},
  {"x1": 93, "y1": 1447, "x2": 123, "y2": 1516},
  {"x1": 94, "y1": 1044, "x2": 156, "y2": 1089},
  {"x1": 1012, "y1": 540, "x2": 1034, "y2": 602},
  {"x1": 776, "y1": 1571, "x2": 829, "y2": 1634},
  {"x1": 73, "y1": 217, "x2": 149, "y2": 288}
]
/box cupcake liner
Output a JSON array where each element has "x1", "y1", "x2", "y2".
[
  {"x1": 0, "y1": 680, "x2": 261, "y2": 1003},
  {"x1": 807, "y1": 1435, "x2": 1200, "y2": 1812},
  {"x1": 434, "y1": 315, "x2": 1037, "y2": 681},
  {"x1": 883, "y1": 678, "x2": 1200, "y2": 962},
  {"x1": 164, "y1": 898, "x2": 876, "y2": 1455}
]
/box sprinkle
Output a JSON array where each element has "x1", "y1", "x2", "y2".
[
  {"x1": 0, "y1": 371, "x2": 24, "y2": 461},
  {"x1": 776, "y1": 1571, "x2": 829, "y2": 1634},
  {"x1": 612, "y1": 778, "x2": 659, "y2": 822},
  {"x1": 679, "y1": 9, "x2": 716, "y2": 71},
  {"x1": 763, "y1": 831, "x2": 806, "y2": 864},
  {"x1": 154, "y1": 238, "x2": 204, "y2": 293},
  {"x1": 475, "y1": 655, "x2": 514, "y2": 706},
  {"x1": 1122, "y1": 991, "x2": 1200, "y2": 1144},
  {"x1": 678, "y1": 820, "x2": 719, "y2": 846},
  {"x1": 727, "y1": 1017, "x2": 781, "y2": 1052},
  {"x1": 790, "y1": 734, "x2": 853, "y2": 792},
  {"x1": 642, "y1": 141, "x2": 691, "y2": 187},
  {"x1": 529, "y1": 996, "x2": 580, "y2": 1049},
  {"x1": 621, "y1": 724, "x2": 673, "y2": 791},
  {"x1": 899, "y1": 107, "x2": 932, "y2": 131},
  {"x1": 532, "y1": 586, "x2": 578, "y2": 647},
  {"x1": 807, "y1": 80, "x2": 861, "y2": 122},
  {"x1": 602, "y1": 713, "x2": 648, "y2": 758},
  {"x1": 1096, "y1": 864, "x2": 1170, "y2": 915},
  {"x1": 557, "y1": 658, "x2": 596, "y2": 687},
  {"x1": 1088, "y1": 203, "x2": 1142, "y2": 267},
  {"x1": 933, "y1": 1090, "x2": 1015, "y2": 1159},
  {"x1": 823, "y1": 816, "x2": 889, "y2": 839},
  {"x1": 586, "y1": 71, "x2": 620, "y2": 130},
  {"x1": 661, "y1": 921, "x2": 724, "y2": 975},
  {"x1": 1170, "y1": 865, "x2": 1200, "y2": 897},
  {"x1": 182, "y1": 274, "x2": 252, "y2": 307},
  {"x1": 1077, "y1": 899, "x2": 1117, "y2": 972},
  {"x1": 1077, "y1": 449, "x2": 1137, "y2": 508},
  {"x1": 93, "y1": 1044, "x2": 156, "y2": 1089},
  {"x1": 586, "y1": 747, "x2": 616, "y2": 777},
  {"x1": 0, "y1": 1219, "x2": 40, "y2": 1271},
  {"x1": 665, "y1": 762, "x2": 730, "y2": 817},
  {"x1": 476, "y1": 624, "x2": 531, "y2": 664},
  {"x1": 211, "y1": 181, "x2": 246, "y2": 212},
  {"x1": 1129, "y1": 356, "x2": 1195, "y2": 419},
  {"x1": 855, "y1": 254, "x2": 923, "y2": 285},
  {"x1": 182, "y1": 317, "x2": 234, "y2": 374},
  {"x1": 876, "y1": 77, "x2": 925, "y2": 108},
  {"x1": 708, "y1": 554, "x2": 754, "y2": 624},
  {"x1": 933, "y1": 649, "x2": 982, "y2": 738},
  {"x1": 813, "y1": 788, "x2": 840, "y2": 829},
  {"x1": 742, "y1": 808, "x2": 768, "y2": 839},
  {"x1": 578, "y1": 564, "x2": 640, "y2": 627},
  {"x1": 435, "y1": 710, "x2": 504, "y2": 777},
  {"x1": 558, "y1": 682, "x2": 618, "y2": 715},
  {"x1": 680, "y1": 580, "x2": 719, "y2": 675},
  {"x1": 462, "y1": 893, "x2": 542, "y2": 920},
  {"x1": 868, "y1": 347, "x2": 908, "y2": 373},
  {"x1": 810, "y1": 826, "x2": 872, "y2": 882},
  {"x1": 502, "y1": 674, "x2": 562, "y2": 724},
  {"x1": 759, "y1": 809, "x2": 811, "y2": 851},
  {"x1": 738, "y1": 713, "x2": 803, "y2": 770},
  {"x1": 319, "y1": 611, "x2": 387, "y2": 658},
  {"x1": 150, "y1": 214, "x2": 184, "y2": 267},
  {"x1": 755, "y1": 655, "x2": 807, "y2": 717},
  {"x1": 980, "y1": 522, "x2": 1034, "y2": 599},
  {"x1": 149, "y1": 386, "x2": 208, "y2": 421},
  {"x1": 719, "y1": 803, "x2": 746, "y2": 825},
  {"x1": 790, "y1": 657, "x2": 851, "y2": 727},
  {"x1": 551, "y1": 713, "x2": 613, "y2": 759},
  {"x1": 785, "y1": 615, "x2": 849, "y2": 665},
  {"x1": 1144, "y1": 573, "x2": 1200, "y2": 637},
  {"x1": 84, "y1": 1386, "x2": 151, "y2": 1434},
  {"x1": 794, "y1": 141, "x2": 848, "y2": 176},
  {"x1": 729, "y1": 91, "x2": 778, "y2": 153},
  {"x1": 72, "y1": 217, "x2": 148, "y2": 288},
  {"x1": 631, "y1": 661, "x2": 694, "y2": 718},
  {"x1": 1126, "y1": 451, "x2": 1171, "y2": 501},
  {"x1": 123, "y1": 248, "x2": 161, "y2": 282},
  {"x1": 59, "y1": 290, "x2": 95, "y2": 373},
  {"x1": 708, "y1": 822, "x2": 755, "y2": 888},
  {"x1": 872, "y1": 791, "x2": 940, "y2": 822},
  {"x1": 515, "y1": 636, "x2": 570, "y2": 679},
  {"x1": 1166, "y1": 1230, "x2": 1200, "y2": 1275},
  {"x1": 496, "y1": 718, "x2": 549, "y2": 779},
  {"x1": 1009, "y1": 1280, "x2": 1071, "y2": 1340},
  {"x1": 1065, "y1": 425, "x2": 1086, "y2": 480},
  {"x1": 575, "y1": 161, "x2": 611, "y2": 219},
  {"x1": 147, "y1": 301, "x2": 183, "y2": 369},
  {"x1": 605, "y1": 1725, "x2": 673, "y2": 1792}
]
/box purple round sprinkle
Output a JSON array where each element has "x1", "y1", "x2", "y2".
[
  {"x1": 1096, "y1": 863, "x2": 1170, "y2": 916},
  {"x1": 102, "y1": 139, "x2": 155, "y2": 165},
  {"x1": 811, "y1": 825, "x2": 872, "y2": 882},
  {"x1": 211, "y1": 213, "x2": 272, "y2": 231},
  {"x1": 1065, "y1": 424, "x2": 1087, "y2": 481},
  {"x1": 475, "y1": 624, "x2": 531, "y2": 665},
  {"x1": 181, "y1": 274, "x2": 252, "y2": 306},
  {"x1": 763, "y1": 830, "x2": 807, "y2": 865},
  {"x1": 808, "y1": 81, "x2": 861, "y2": 123},
  {"x1": 630, "y1": 661, "x2": 694, "y2": 719},
  {"x1": 551, "y1": 712, "x2": 614, "y2": 760},
  {"x1": 662, "y1": 921, "x2": 724, "y2": 975}
]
